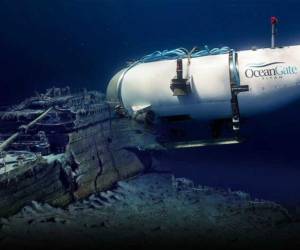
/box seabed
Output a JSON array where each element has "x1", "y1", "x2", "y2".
[{"x1": 0, "y1": 173, "x2": 299, "y2": 249}]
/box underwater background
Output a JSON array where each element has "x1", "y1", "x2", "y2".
[{"x1": 1, "y1": 0, "x2": 300, "y2": 210}]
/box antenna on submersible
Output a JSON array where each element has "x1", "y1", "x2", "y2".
[{"x1": 271, "y1": 16, "x2": 278, "y2": 49}]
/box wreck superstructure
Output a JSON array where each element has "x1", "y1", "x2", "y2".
[{"x1": 0, "y1": 87, "x2": 153, "y2": 217}]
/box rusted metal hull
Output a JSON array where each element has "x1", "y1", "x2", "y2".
[{"x1": 0, "y1": 89, "x2": 155, "y2": 217}]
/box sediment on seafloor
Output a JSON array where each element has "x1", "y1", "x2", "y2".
[{"x1": 1, "y1": 173, "x2": 299, "y2": 249}]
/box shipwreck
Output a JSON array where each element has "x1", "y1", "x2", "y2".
[{"x1": 0, "y1": 87, "x2": 154, "y2": 217}]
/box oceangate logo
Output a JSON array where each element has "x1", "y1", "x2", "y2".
[{"x1": 245, "y1": 62, "x2": 298, "y2": 80}]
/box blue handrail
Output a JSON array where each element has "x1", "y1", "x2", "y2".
[{"x1": 138, "y1": 46, "x2": 231, "y2": 63}]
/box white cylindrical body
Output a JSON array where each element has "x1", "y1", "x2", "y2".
[
  {"x1": 107, "y1": 45, "x2": 300, "y2": 121},
  {"x1": 238, "y1": 45, "x2": 300, "y2": 116}
]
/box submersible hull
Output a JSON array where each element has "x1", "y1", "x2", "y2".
[{"x1": 108, "y1": 45, "x2": 300, "y2": 121}]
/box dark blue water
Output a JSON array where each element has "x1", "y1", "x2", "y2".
[
  {"x1": 1, "y1": 0, "x2": 300, "y2": 104},
  {"x1": 1, "y1": 0, "x2": 300, "y2": 208},
  {"x1": 167, "y1": 101, "x2": 300, "y2": 209}
]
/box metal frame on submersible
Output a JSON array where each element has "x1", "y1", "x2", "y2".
[
  {"x1": 228, "y1": 16, "x2": 278, "y2": 138},
  {"x1": 228, "y1": 50, "x2": 249, "y2": 138}
]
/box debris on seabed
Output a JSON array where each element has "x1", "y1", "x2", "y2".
[{"x1": 0, "y1": 173, "x2": 299, "y2": 249}]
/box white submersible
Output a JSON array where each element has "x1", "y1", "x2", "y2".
[{"x1": 107, "y1": 17, "x2": 300, "y2": 137}]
